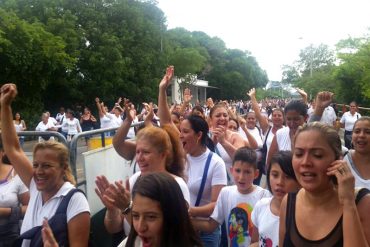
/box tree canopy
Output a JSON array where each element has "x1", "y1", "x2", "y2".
[{"x1": 0, "y1": 0, "x2": 268, "y2": 126}]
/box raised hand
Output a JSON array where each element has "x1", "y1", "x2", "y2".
[
  {"x1": 123, "y1": 98, "x2": 135, "y2": 122},
  {"x1": 95, "y1": 175, "x2": 117, "y2": 210},
  {"x1": 326, "y1": 160, "x2": 355, "y2": 205},
  {"x1": 0, "y1": 83, "x2": 18, "y2": 105},
  {"x1": 315, "y1": 91, "x2": 334, "y2": 109},
  {"x1": 144, "y1": 103, "x2": 154, "y2": 127},
  {"x1": 247, "y1": 88, "x2": 256, "y2": 99},
  {"x1": 159, "y1": 65, "x2": 175, "y2": 90}
]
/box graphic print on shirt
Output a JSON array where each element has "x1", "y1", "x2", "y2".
[
  {"x1": 228, "y1": 203, "x2": 253, "y2": 247},
  {"x1": 260, "y1": 235, "x2": 275, "y2": 247}
]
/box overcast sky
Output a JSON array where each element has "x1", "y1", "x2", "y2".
[{"x1": 157, "y1": 0, "x2": 370, "y2": 81}]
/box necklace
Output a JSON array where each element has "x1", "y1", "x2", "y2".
[{"x1": 0, "y1": 167, "x2": 14, "y2": 185}]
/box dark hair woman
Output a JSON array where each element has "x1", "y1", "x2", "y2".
[{"x1": 118, "y1": 172, "x2": 202, "y2": 247}]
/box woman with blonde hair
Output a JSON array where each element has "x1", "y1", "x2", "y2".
[{"x1": 1, "y1": 83, "x2": 90, "y2": 246}]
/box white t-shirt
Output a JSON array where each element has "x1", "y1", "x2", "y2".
[
  {"x1": 106, "y1": 113, "x2": 123, "y2": 128},
  {"x1": 21, "y1": 179, "x2": 90, "y2": 247},
  {"x1": 0, "y1": 173, "x2": 28, "y2": 225},
  {"x1": 211, "y1": 185, "x2": 271, "y2": 247},
  {"x1": 100, "y1": 115, "x2": 113, "y2": 129},
  {"x1": 186, "y1": 149, "x2": 227, "y2": 207},
  {"x1": 251, "y1": 197, "x2": 279, "y2": 247},
  {"x1": 276, "y1": 127, "x2": 291, "y2": 151},
  {"x1": 344, "y1": 151, "x2": 370, "y2": 190},
  {"x1": 35, "y1": 121, "x2": 56, "y2": 142},
  {"x1": 62, "y1": 118, "x2": 81, "y2": 136},
  {"x1": 129, "y1": 171, "x2": 190, "y2": 205},
  {"x1": 340, "y1": 112, "x2": 361, "y2": 131}
]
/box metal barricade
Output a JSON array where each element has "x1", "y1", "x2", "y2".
[{"x1": 69, "y1": 121, "x2": 144, "y2": 190}]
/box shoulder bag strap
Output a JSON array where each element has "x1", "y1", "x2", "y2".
[
  {"x1": 263, "y1": 126, "x2": 272, "y2": 147},
  {"x1": 195, "y1": 152, "x2": 213, "y2": 207},
  {"x1": 55, "y1": 188, "x2": 85, "y2": 214}
]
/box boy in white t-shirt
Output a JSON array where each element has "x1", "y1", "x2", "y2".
[{"x1": 192, "y1": 147, "x2": 271, "y2": 247}]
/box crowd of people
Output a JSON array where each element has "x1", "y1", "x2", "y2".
[{"x1": 0, "y1": 65, "x2": 369, "y2": 247}]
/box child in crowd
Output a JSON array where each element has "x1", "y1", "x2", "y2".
[
  {"x1": 192, "y1": 147, "x2": 271, "y2": 246},
  {"x1": 250, "y1": 151, "x2": 300, "y2": 247}
]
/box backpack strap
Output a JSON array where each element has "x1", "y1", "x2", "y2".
[
  {"x1": 55, "y1": 188, "x2": 85, "y2": 214},
  {"x1": 195, "y1": 152, "x2": 213, "y2": 207}
]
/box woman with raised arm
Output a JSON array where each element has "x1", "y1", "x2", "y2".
[
  {"x1": 0, "y1": 84, "x2": 90, "y2": 247},
  {"x1": 98, "y1": 67, "x2": 189, "y2": 238},
  {"x1": 279, "y1": 122, "x2": 370, "y2": 246}
]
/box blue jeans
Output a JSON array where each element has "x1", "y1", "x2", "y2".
[{"x1": 200, "y1": 226, "x2": 221, "y2": 247}]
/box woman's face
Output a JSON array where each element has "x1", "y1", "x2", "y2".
[
  {"x1": 292, "y1": 130, "x2": 336, "y2": 192},
  {"x1": 132, "y1": 194, "x2": 163, "y2": 247},
  {"x1": 285, "y1": 110, "x2": 305, "y2": 134},
  {"x1": 352, "y1": 120, "x2": 370, "y2": 154},
  {"x1": 269, "y1": 163, "x2": 300, "y2": 201},
  {"x1": 349, "y1": 103, "x2": 357, "y2": 114},
  {"x1": 135, "y1": 139, "x2": 166, "y2": 175},
  {"x1": 32, "y1": 149, "x2": 65, "y2": 198},
  {"x1": 271, "y1": 110, "x2": 284, "y2": 127},
  {"x1": 246, "y1": 112, "x2": 256, "y2": 129},
  {"x1": 228, "y1": 120, "x2": 238, "y2": 132},
  {"x1": 180, "y1": 119, "x2": 202, "y2": 155},
  {"x1": 210, "y1": 107, "x2": 229, "y2": 128},
  {"x1": 15, "y1": 113, "x2": 21, "y2": 120}
]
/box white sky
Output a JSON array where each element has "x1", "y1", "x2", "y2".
[{"x1": 157, "y1": 0, "x2": 370, "y2": 81}]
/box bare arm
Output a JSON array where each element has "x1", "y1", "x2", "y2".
[
  {"x1": 189, "y1": 185, "x2": 224, "y2": 217},
  {"x1": 191, "y1": 218, "x2": 219, "y2": 233},
  {"x1": 247, "y1": 88, "x2": 269, "y2": 133},
  {"x1": 112, "y1": 101, "x2": 136, "y2": 160},
  {"x1": 357, "y1": 196, "x2": 370, "y2": 245},
  {"x1": 21, "y1": 120, "x2": 27, "y2": 130},
  {"x1": 251, "y1": 225, "x2": 259, "y2": 244},
  {"x1": 68, "y1": 212, "x2": 91, "y2": 247},
  {"x1": 266, "y1": 135, "x2": 278, "y2": 171},
  {"x1": 0, "y1": 84, "x2": 33, "y2": 188},
  {"x1": 158, "y1": 66, "x2": 177, "y2": 130},
  {"x1": 95, "y1": 98, "x2": 104, "y2": 118},
  {"x1": 239, "y1": 119, "x2": 258, "y2": 149}
]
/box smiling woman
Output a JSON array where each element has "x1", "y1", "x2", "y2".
[{"x1": 0, "y1": 83, "x2": 91, "y2": 247}]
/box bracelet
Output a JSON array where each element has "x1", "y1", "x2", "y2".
[{"x1": 121, "y1": 200, "x2": 133, "y2": 215}]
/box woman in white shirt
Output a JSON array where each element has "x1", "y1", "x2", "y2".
[
  {"x1": 180, "y1": 114, "x2": 227, "y2": 247},
  {"x1": 1, "y1": 83, "x2": 90, "y2": 246}
]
